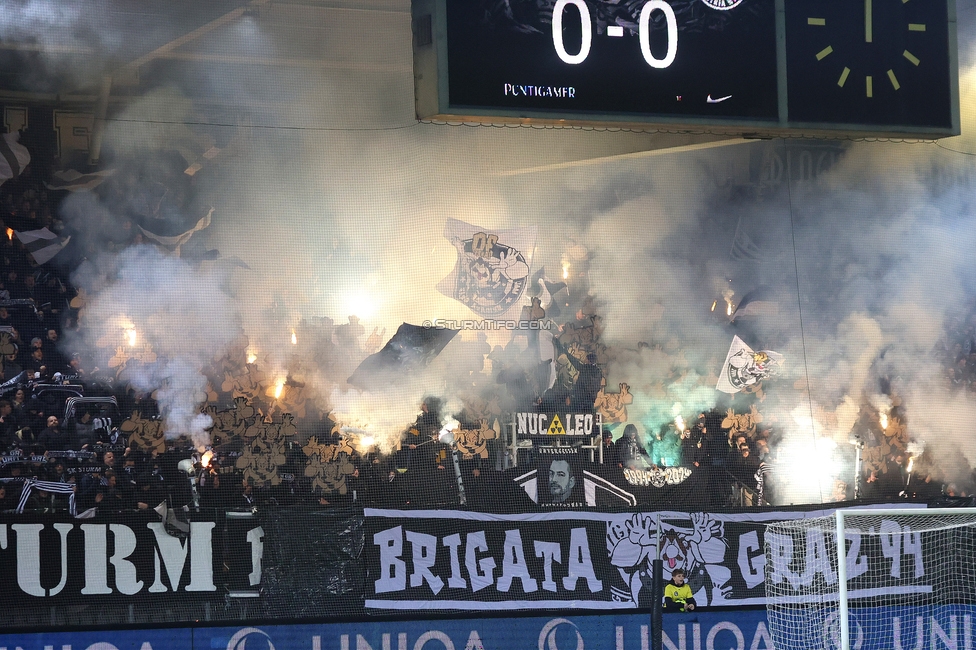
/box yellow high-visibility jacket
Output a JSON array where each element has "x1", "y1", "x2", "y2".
[{"x1": 664, "y1": 581, "x2": 696, "y2": 611}]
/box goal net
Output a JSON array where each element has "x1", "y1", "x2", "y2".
[{"x1": 764, "y1": 508, "x2": 976, "y2": 650}]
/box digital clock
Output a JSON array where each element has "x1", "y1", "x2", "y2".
[{"x1": 411, "y1": 0, "x2": 959, "y2": 137}]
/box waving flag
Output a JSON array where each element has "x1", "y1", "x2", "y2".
[
  {"x1": 348, "y1": 323, "x2": 459, "y2": 391},
  {"x1": 730, "y1": 218, "x2": 761, "y2": 263},
  {"x1": 139, "y1": 208, "x2": 214, "y2": 256},
  {"x1": 717, "y1": 335, "x2": 784, "y2": 394},
  {"x1": 45, "y1": 169, "x2": 116, "y2": 192},
  {"x1": 0, "y1": 132, "x2": 30, "y2": 187},
  {"x1": 437, "y1": 218, "x2": 537, "y2": 317},
  {"x1": 531, "y1": 267, "x2": 568, "y2": 319},
  {"x1": 15, "y1": 228, "x2": 71, "y2": 265},
  {"x1": 731, "y1": 285, "x2": 780, "y2": 321}
]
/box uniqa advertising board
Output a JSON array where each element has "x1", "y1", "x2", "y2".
[{"x1": 2, "y1": 607, "x2": 976, "y2": 650}]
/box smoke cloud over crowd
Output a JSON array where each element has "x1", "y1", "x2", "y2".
[{"x1": 10, "y1": 0, "x2": 976, "y2": 504}]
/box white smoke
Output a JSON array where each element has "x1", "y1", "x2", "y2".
[
  {"x1": 68, "y1": 246, "x2": 239, "y2": 447},
  {"x1": 20, "y1": 0, "x2": 976, "y2": 501}
]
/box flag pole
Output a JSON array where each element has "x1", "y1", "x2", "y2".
[{"x1": 652, "y1": 513, "x2": 663, "y2": 650}]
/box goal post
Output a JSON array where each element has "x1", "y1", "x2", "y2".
[{"x1": 765, "y1": 507, "x2": 976, "y2": 650}]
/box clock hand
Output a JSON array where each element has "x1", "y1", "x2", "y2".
[{"x1": 865, "y1": 0, "x2": 873, "y2": 43}]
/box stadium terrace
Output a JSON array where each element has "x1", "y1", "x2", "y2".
[{"x1": 0, "y1": 1, "x2": 972, "y2": 648}]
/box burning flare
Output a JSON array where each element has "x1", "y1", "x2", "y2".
[
  {"x1": 125, "y1": 329, "x2": 137, "y2": 347},
  {"x1": 439, "y1": 417, "x2": 460, "y2": 443},
  {"x1": 274, "y1": 378, "x2": 285, "y2": 400},
  {"x1": 672, "y1": 403, "x2": 686, "y2": 432},
  {"x1": 291, "y1": 330, "x2": 297, "y2": 345},
  {"x1": 5, "y1": 228, "x2": 12, "y2": 241},
  {"x1": 723, "y1": 288, "x2": 735, "y2": 317},
  {"x1": 879, "y1": 412, "x2": 889, "y2": 430},
  {"x1": 711, "y1": 300, "x2": 717, "y2": 312},
  {"x1": 246, "y1": 351, "x2": 257, "y2": 365},
  {"x1": 200, "y1": 450, "x2": 214, "y2": 468}
]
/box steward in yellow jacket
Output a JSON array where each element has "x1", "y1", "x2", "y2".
[{"x1": 663, "y1": 569, "x2": 697, "y2": 612}]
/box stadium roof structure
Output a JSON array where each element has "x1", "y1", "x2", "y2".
[{"x1": 0, "y1": 0, "x2": 757, "y2": 173}]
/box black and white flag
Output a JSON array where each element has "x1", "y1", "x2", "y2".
[
  {"x1": 15, "y1": 228, "x2": 71, "y2": 265},
  {"x1": 45, "y1": 169, "x2": 116, "y2": 192},
  {"x1": 139, "y1": 207, "x2": 214, "y2": 256},
  {"x1": 0, "y1": 132, "x2": 30, "y2": 187}
]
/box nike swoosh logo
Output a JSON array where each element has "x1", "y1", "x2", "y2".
[{"x1": 707, "y1": 94, "x2": 733, "y2": 104}]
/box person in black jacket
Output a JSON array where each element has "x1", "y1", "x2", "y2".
[
  {"x1": 0, "y1": 400, "x2": 19, "y2": 450},
  {"x1": 99, "y1": 470, "x2": 126, "y2": 512},
  {"x1": 37, "y1": 416, "x2": 72, "y2": 451},
  {"x1": 75, "y1": 470, "x2": 103, "y2": 512},
  {"x1": 68, "y1": 409, "x2": 97, "y2": 449},
  {"x1": 682, "y1": 416, "x2": 705, "y2": 468},
  {"x1": 732, "y1": 444, "x2": 761, "y2": 487},
  {"x1": 561, "y1": 350, "x2": 602, "y2": 411},
  {"x1": 406, "y1": 424, "x2": 454, "y2": 507},
  {"x1": 132, "y1": 470, "x2": 166, "y2": 511},
  {"x1": 616, "y1": 423, "x2": 648, "y2": 469},
  {"x1": 602, "y1": 430, "x2": 619, "y2": 464}
]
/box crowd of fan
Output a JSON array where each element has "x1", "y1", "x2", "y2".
[
  {"x1": 0, "y1": 167, "x2": 151, "y2": 513},
  {"x1": 0, "y1": 156, "x2": 971, "y2": 516},
  {"x1": 0, "y1": 158, "x2": 855, "y2": 514},
  {"x1": 941, "y1": 304, "x2": 976, "y2": 391},
  {"x1": 849, "y1": 298, "x2": 976, "y2": 501},
  {"x1": 0, "y1": 404, "x2": 536, "y2": 514}
]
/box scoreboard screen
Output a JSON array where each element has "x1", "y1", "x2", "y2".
[{"x1": 411, "y1": 0, "x2": 959, "y2": 137}]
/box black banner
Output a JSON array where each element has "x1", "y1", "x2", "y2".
[
  {"x1": 536, "y1": 447, "x2": 587, "y2": 508},
  {"x1": 0, "y1": 510, "x2": 258, "y2": 602},
  {"x1": 509, "y1": 462, "x2": 708, "y2": 511},
  {"x1": 260, "y1": 508, "x2": 366, "y2": 620},
  {"x1": 362, "y1": 505, "x2": 932, "y2": 612},
  {"x1": 0, "y1": 503, "x2": 940, "y2": 626}
]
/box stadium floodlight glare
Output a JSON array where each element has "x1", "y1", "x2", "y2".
[{"x1": 765, "y1": 507, "x2": 976, "y2": 650}]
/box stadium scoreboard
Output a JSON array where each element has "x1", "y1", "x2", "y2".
[{"x1": 411, "y1": 0, "x2": 959, "y2": 138}]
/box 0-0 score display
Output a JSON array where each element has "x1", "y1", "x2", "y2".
[
  {"x1": 551, "y1": 0, "x2": 678, "y2": 69},
  {"x1": 444, "y1": 0, "x2": 780, "y2": 121}
]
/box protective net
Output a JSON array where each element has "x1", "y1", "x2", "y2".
[
  {"x1": 764, "y1": 509, "x2": 976, "y2": 650},
  {"x1": 2, "y1": 0, "x2": 976, "y2": 638}
]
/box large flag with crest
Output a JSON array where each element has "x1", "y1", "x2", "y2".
[
  {"x1": 716, "y1": 335, "x2": 784, "y2": 394},
  {"x1": 437, "y1": 218, "x2": 537, "y2": 317}
]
